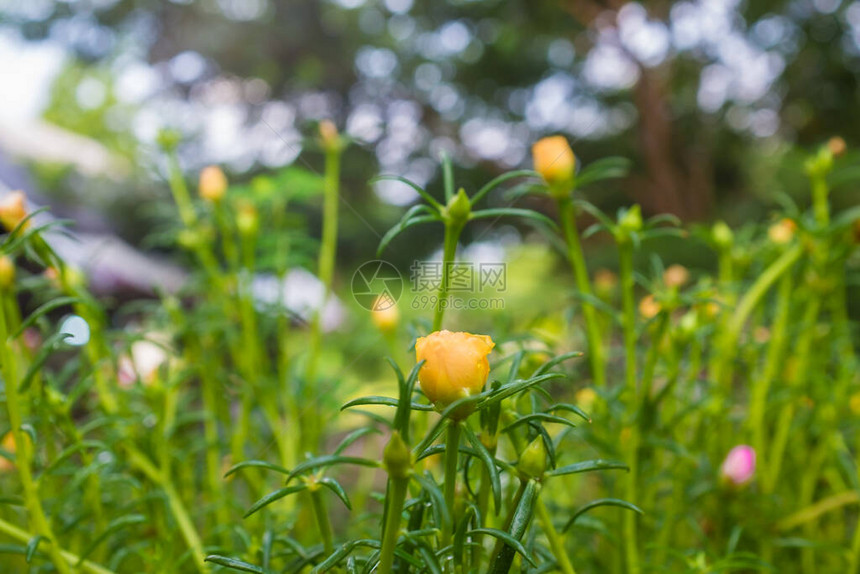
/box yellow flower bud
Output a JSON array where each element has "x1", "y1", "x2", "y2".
[
  {"x1": 372, "y1": 296, "x2": 399, "y2": 333},
  {"x1": 768, "y1": 218, "x2": 796, "y2": 245},
  {"x1": 0, "y1": 191, "x2": 29, "y2": 232},
  {"x1": 415, "y1": 330, "x2": 494, "y2": 415},
  {"x1": 0, "y1": 432, "x2": 15, "y2": 473},
  {"x1": 319, "y1": 120, "x2": 341, "y2": 152},
  {"x1": 828, "y1": 136, "x2": 847, "y2": 157},
  {"x1": 199, "y1": 165, "x2": 228, "y2": 203},
  {"x1": 237, "y1": 202, "x2": 259, "y2": 236},
  {"x1": 593, "y1": 269, "x2": 618, "y2": 299},
  {"x1": 663, "y1": 264, "x2": 689, "y2": 289},
  {"x1": 639, "y1": 294, "x2": 661, "y2": 319},
  {"x1": 0, "y1": 256, "x2": 14, "y2": 290},
  {"x1": 532, "y1": 136, "x2": 576, "y2": 197}
]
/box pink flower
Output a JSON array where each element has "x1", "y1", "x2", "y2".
[{"x1": 720, "y1": 445, "x2": 756, "y2": 486}]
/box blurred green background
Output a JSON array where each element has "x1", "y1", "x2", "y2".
[{"x1": 1, "y1": 0, "x2": 860, "y2": 279}]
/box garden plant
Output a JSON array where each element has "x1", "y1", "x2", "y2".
[{"x1": 0, "y1": 124, "x2": 859, "y2": 574}]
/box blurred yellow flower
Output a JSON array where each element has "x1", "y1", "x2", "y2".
[
  {"x1": 849, "y1": 392, "x2": 860, "y2": 415},
  {"x1": 0, "y1": 191, "x2": 29, "y2": 232},
  {"x1": 0, "y1": 432, "x2": 16, "y2": 473},
  {"x1": 532, "y1": 136, "x2": 576, "y2": 193},
  {"x1": 594, "y1": 269, "x2": 618, "y2": 298},
  {"x1": 415, "y1": 330, "x2": 494, "y2": 413},
  {"x1": 0, "y1": 255, "x2": 14, "y2": 289},
  {"x1": 639, "y1": 294, "x2": 661, "y2": 319},
  {"x1": 767, "y1": 218, "x2": 796, "y2": 245},
  {"x1": 663, "y1": 264, "x2": 690, "y2": 289},
  {"x1": 372, "y1": 296, "x2": 399, "y2": 333},
  {"x1": 199, "y1": 166, "x2": 228, "y2": 202}
]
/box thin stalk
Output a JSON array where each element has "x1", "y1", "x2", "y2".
[
  {"x1": 713, "y1": 244, "x2": 803, "y2": 391},
  {"x1": 304, "y1": 144, "x2": 342, "y2": 451},
  {"x1": 765, "y1": 298, "x2": 820, "y2": 493},
  {"x1": 311, "y1": 487, "x2": 335, "y2": 556},
  {"x1": 433, "y1": 222, "x2": 463, "y2": 332},
  {"x1": 749, "y1": 273, "x2": 792, "y2": 460},
  {"x1": 0, "y1": 517, "x2": 115, "y2": 574},
  {"x1": 378, "y1": 477, "x2": 410, "y2": 574},
  {"x1": 617, "y1": 238, "x2": 640, "y2": 574},
  {"x1": 443, "y1": 421, "x2": 462, "y2": 546},
  {"x1": 535, "y1": 500, "x2": 577, "y2": 574},
  {"x1": 557, "y1": 198, "x2": 606, "y2": 387}
]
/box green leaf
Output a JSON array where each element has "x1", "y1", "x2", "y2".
[
  {"x1": 453, "y1": 506, "x2": 476, "y2": 569},
  {"x1": 224, "y1": 460, "x2": 290, "y2": 478},
  {"x1": 18, "y1": 332, "x2": 72, "y2": 392},
  {"x1": 204, "y1": 555, "x2": 267, "y2": 573},
  {"x1": 476, "y1": 528, "x2": 536, "y2": 568},
  {"x1": 318, "y1": 477, "x2": 352, "y2": 510},
  {"x1": 377, "y1": 214, "x2": 440, "y2": 256},
  {"x1": 574, "y1": 157, "x2": 631, "y2": 188},
  {"x1": 341, "y1": 396, "x2": 434, "y2": 412},
  {"x1": 310, "y1": 539, "x2": 380, "y2": 574},
  {"x1": 13, "y1": 296, "x2": 82, "y2": 339},
  {"x1": 25, "y1": 535, "x2": 46, "y2": 563},
  {"x1": 371, "y1": 175, "x2": 443, "y2": 211},
  {"x1": 546, "y1": 459, "x2": 628, "y2": 477},
  {"x1": 333, "y1": 427, "x2": 382, "y2": 456},
  {"x1": 562, "y1": 498, "x2": 643, "y2": 532},
  {"x1": 244, "y1": 485, "x2": 307, "y2": 518},
  {"x1": 470, "y1": 170, "x2": 540, "y2": 206},
  {"x1": 470, "y1": 207, "x2": 558, "y2": 230},
  {"x1": 287, "y1": 456, "x2": 379, "y2": 482},
  {"x1": 76, "y1": 515, "x2": 146, "y2": 566},
  {"x1": 412, "y1": 472, "x2": 451, "y2": 533},
  {"x1": 479, "y1": 373, "x2": 565, "y2": 408},
  {"x1": 462, "y1": 425, "x2": 502, "y2": 512},
  {"x1": 501, "y1": 413, "x2": 576, "y2": 433},
  {"x1": 441, "y1": 150, "x2": 455, "y2": 201}
]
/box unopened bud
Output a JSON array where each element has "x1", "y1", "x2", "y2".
[
  {"x1": 319, "y1": 120, "x2": 341, "y2": 152},
  {"x1": 518, "y1": 436, "x2": 547, "y2": 479},
  {"x1": 712, "y1": 221, "x2": 733, "y2": 250},
  {"x1": 372, "y1": 297, "x2": 399, "y2": 333},
  {"x1": 663, "y1": 264, "x2": 689, "y2": 289},
  {"x1": 237, "y1": 202, "x2": 259, "y2": 236},
  {"x1": 619, "y1": 205, "x2": 642, "y2": 236},
  {"x1": 828, "y1": 136, "x2": 847, "y2": 157},
  {"x1": 383, "y1": 431, "x2": 412, "y2": 479},
  {"x1": 446, "y1": 188, "x2": 471, "y2": 225},
  {"x1": 0, "y1": 256, "x2": 14, "y2": 289},
  {"x1": 0, "y1": 191, "x2": 29, "y2": 232},
  {"x1": 199, "y1": 166, "x2": 228, "y2": 203}
]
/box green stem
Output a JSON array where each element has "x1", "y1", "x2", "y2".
[
  {"x1": 764, "y1": 298, "x2": 820, "y2": 494},
  {"x1": 433, "y1": 221, "x2": 463, "y2": 332},
  {"x1": 0, "y1": 293, "x2": 72, "y2": 574},
  {"x1": 535, "y1": 499, "x2": 577, "y2": 574},
  {"x1": 714, "y1": 244, "x2": 803, "y2": 391},
  {"x1": 558, "y1": 198, "x2": 606, "y2": 387},
  {"x1": 304, "y1": 144, "x2": 342, "y2": 451},
  {"x1": 617, "y1": 238, "x2": 640, "y2": 574},
  {"x1": 378, "y1": 477, "x2": 410, "y2": 574},
  {"x1": 0, "y1": 517, "x2": 115, "y2": 574},
  {"x1": 618, "y1": 240, "x2": 636, "y2": 396},
  {"x1": 311, "y1": 487, "x2": 335, "y2": 556},
  {"x1": 749, "y1": 273, "x2": 792, "y2": 462},
  {"x1": 443, "y1": 421, "x2": 462, "y2": 546}
]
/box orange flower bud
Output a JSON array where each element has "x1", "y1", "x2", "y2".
[
  {"x1": 319, "y1": 120, "x2": 341, "y2": 152},
  {"x1": 415, "y1": 330, "x2": 494, "y2": 414},
  {"x1": 663, "y1": 264, "x2": 689, "y2": 289},
  {"x1": 0, "y1": 255, "x2": 14, "y2": 289},
  {"x1": 639, "y1": 294, "x2": 661, "y2": 319},
  {"x1": 768, "y1": 218, "x2": 796, "y2": 245},
  {"x1": 199, "y1": 166, "x2": 228, "y2": 202},
  {"x1": 593, "y1": 269, "x2": 618, "y2": 298},
  {"x1": 532, "y1": 136, "x2": 576, "y2": 196},
  {"x1": 0, "y1": 432, "x2": 15, "y2": 473},
  {"x1": 0, "y1": 191, "x2": 29, "y2": 232},
  {"x1": 828, "y1": 136, "x2": 847, "y2": 157}
]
